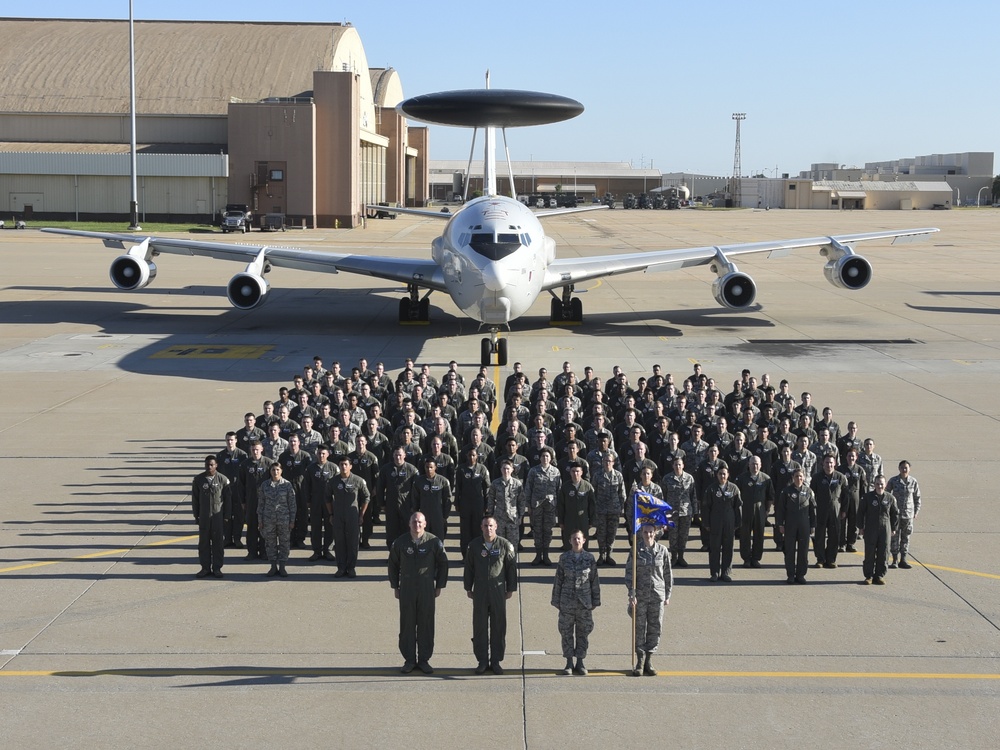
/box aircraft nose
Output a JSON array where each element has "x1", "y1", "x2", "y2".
[{"x1": 482, "y1": 263, "x2": 504, "y2": 292}]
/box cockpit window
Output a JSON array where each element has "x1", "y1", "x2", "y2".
[{"x1": 469, "y1": 232, "x2": 522, "y2": 261}]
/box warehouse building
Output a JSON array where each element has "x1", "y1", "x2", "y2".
[{"x1": 0, "y1": 18, "x2": 427, "y2": 227}]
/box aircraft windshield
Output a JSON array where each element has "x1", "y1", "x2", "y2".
[{"x1": 469, "y1": 232, "x2": 521, "y2": 261}]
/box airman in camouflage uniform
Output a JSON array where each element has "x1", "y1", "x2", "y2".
[
  {"x1": 592, "y1": 453, "x2": 626, "y2": 566},
  {"x1": 660, "y1": 456, "x2": 697, "y2": 568},
  {"x1": 524, "y1": 447, "x2": 562, "y2": 566},
  {"x1": 258, "y1": 462, "x2": 296, "y2": 577},
  {"x1": 486, "y1": 460, "x2": 525, "y2": 549},
  {"x1": 551, "y1": 529, "x2": 601, "y2": 675},
  {"x1": 626, "y1": 524, "x2": 672, "y2": 676},
  {"x1": 886, "y1": 460, "x2": 921, "y2": 569}
]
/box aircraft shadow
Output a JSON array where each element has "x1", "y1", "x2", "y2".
[{"x1": 0, "y1": 290, "x2": 775, "y2": 382}]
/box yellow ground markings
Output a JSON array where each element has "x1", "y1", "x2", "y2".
[
  {"x1": 2, "y1": 666, "x2": 998, "y2": 680},
  {"x1": 0, "y1": 534, "x2": 198, "y2": 574},
  {"x1": 150, "y1": 345, "x2": 273, "y2": 359}
]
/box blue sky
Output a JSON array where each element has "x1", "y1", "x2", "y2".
[{"x1": 9, "y1": 2, "x2": 999, "y2": 176}]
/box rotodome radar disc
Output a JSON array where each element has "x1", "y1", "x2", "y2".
[{"x1": 398, "y1": 89, "x2": 584, "y2": 128}]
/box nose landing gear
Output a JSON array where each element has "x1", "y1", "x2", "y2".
[{"x1": 481, "y1": 328, "x2": 508, "y2": 367}]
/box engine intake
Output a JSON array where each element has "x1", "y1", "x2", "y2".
[
  {"x1": 227, "y1": 273, "x2": 270, "y2": 309},
  {"x1": 712, "y1": 272, "x2": 757, "y2": 309},
  {"x1": 109, "y1": 255, "x2": 156, "y2": 290},
  {"x1": 824, "y1": 254, "x2": 872, "y2": 290}
]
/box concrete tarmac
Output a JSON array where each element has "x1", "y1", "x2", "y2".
[{"x1": 1, "y1": 207, "x2": 998, "y2": 749}]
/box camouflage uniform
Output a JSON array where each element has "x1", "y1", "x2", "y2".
[
  {"x1": 237, "y1": 456, "x2": 274, "y2": 558},
  {"x1": 258, "y1": 477, "x2": 296, "y2": 564},
  {"x1": 625, "y1": 541, "x2": 672, "y2": 658},
  {"x1": 524, "y1": 463, "x2": 562, "y2": 558},
  {"x1": 551, "y1": 549, "x2": 601, "y2": 659},
  {"x1": 486, "y1": 476, "x2": 525, "y2": 549},
  {"x1": 660, "y1": 470, "x2": 697, "y2": 562},
  {"x1": 592, "y1": 468, "x2": 626, "y2": 558},
  {"x1": 886, "y1": 473, "x2": 921, "y2": 558}
]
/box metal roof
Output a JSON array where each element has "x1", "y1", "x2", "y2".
[
  {"x1": 0, "y1": 18, "x2": 354, "y2": 115},
  {"x1": 812, "y1": 180, "x2": 953, "y2": 192}
]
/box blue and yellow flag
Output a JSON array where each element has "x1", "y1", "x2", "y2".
[{"x1": 632, "y1": 490, "x2": 673, "y2": 532}]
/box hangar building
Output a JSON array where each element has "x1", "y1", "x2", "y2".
[{"x1": 0, "y1": 18, "x2": 428, "y2": 228}]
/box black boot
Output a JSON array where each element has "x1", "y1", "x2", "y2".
[
  {"x1": 266, "y1": 564, "x2": 278, "y2": 577},
  {"x1": 561, "y1": 659, "x2": 573, "y2": 676},
  {"x1": 643, "y1": 654, "x2": 656, "y2": 676},
  {"x1": 574, "y1": 658, "x2": 588, "y2": 676},
  {"x1": 632, "y1": 654, "x2": 643, "y2": 677}
]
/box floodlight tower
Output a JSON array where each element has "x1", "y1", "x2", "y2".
[{"x1": 731, "y1": 112, "x2": 746, "y2": 207}]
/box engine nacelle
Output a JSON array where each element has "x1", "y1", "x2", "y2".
[
  {"x1": 227, "y1": 273, "x2": 270, "y2": 309},
  {"x1": 712, "y1": 272, "x2": 757, "y2": 309},
  {"x1": 109, "y1": 255, "x2": 157, "y2": 290},
  {"x1": 824, "y1": 254, "x2": 872, "y2": 290}
]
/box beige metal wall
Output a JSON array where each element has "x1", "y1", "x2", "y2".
[
  {"x1": 314, "y1": 71, "x2": 360, "y2": 227},
  {"x1": 228, "y1": 101, "x2": 317, "y2": 223},
  {"x1": 0, "y1": 173, "x2": 224, "y2": 218},
  {"x1": 0, "y1": 113, "x2": 227, "y2": 145}
]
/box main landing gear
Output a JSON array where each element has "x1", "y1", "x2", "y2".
[
  {"x1": 549, "y1": 285, "x2": 583, "y2": 325},
  {"x1": 481, "y1": 328, "x2": 509, "y2": 367},
  {"x1": 398, "y1": 284, "x2": 430, "y2": 325}
]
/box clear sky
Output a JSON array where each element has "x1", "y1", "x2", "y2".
[{"x1": 7, "y1": 1, "x2": 998, "y2": 176}]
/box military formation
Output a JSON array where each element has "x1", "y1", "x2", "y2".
[{"x1": 193, "y1": 356, "x2": 922, "y2": 671}]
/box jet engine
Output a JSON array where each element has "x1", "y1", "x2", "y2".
[
  {"x1": 824, "y1": 254, "x2": 872, "y2": 290},
  {"x1": 227, "y1": 272, "x2": 270, "y2": 309},
  {"x1": 109, "y1": 255, "x2": 157, "y2": 290},
  {"x1": 712, "y1": 271, "x2": 757, "y2": 309}
]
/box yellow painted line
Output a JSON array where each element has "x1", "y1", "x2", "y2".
[
  {"x1": 491, "y1": 359, "x2": 502, "y2": 434},
  {"x1": 150, "y1": 345, "x2": 273, "y2": 360},
  {"x1": 919, "y1": 563, "x2": 1000, "y2": 580},
  {"x1": 0, "y1": 534, "x2": 198, "y2": 574},
  {"x1": 1, "y1": 667, "x2": 998, "y2": 680}
]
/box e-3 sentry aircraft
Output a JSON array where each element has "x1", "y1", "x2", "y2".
[{"x1": 44, "y1": 82, "x2": 938, "y2": 367}]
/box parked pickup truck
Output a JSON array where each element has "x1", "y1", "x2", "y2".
[{"x1": 220, "y1": 203, "x2": 252, "y2": 233}]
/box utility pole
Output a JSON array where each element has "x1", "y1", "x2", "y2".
[{"x1": 731, "y1": 113, "x2": 745, "y2": 208}]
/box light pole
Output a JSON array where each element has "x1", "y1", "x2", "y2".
[
  {"x1": 978, "y1": 186, "x2": 989, "y2": 206},
  {"x1": 127, "y1": 0, "x2": 141, "y2": 230}
]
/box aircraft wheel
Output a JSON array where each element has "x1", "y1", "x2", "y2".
[
  {"x1": 418, "y1": 298, "x2": 430, "y2": 322},
  {"x1": 550, "y1": 298, "x2": 561, "y2": 322},
  {"x1": 497, "y1": 337, "x2": 508, "y2": 366},
  {"x1": 398, "y1": 298, "x2": 412, "y2": 323},
  {"x1": 480, "y1": 338, "x2": 492, "y2": 367},
  {"x1": 570, "y1": 297, "x2": 584, "y2": 322}
]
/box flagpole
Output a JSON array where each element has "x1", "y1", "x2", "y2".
[{"x1": 630, "y1": 489, "x2": 637, "y2": 669}]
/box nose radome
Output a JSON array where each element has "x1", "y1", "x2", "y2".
[{"x1": 482, "y1": 263, "x2": 504, "y2": 292}]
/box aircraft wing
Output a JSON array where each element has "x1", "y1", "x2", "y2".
[
  {"x1": 541, "y1": 228, "x2": 939, "y2": 289},
  {"x1": 41, "y1": 229, "x2": 449, "y2": 291},
  {"x1": 534, "y1": 204, "x2": 610, "y2": 218},
  {"x1": 364, "y1": 205, "x2": 453, "y2": 220}
]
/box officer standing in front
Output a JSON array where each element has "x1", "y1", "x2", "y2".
[
  {"x1": 811, "y1": 455, "x2": 846, "y2": 569},
  {"x1": 551, "y1": 529, "x2": 601, "y2": 676},
  {"x1": 192, "y1": 455, "x2": 231, "y2": 579},
  {"x1": 464, "y1": 516, "x2": 518, "y2": 675},
  {"x1": 858, "y1": 475, "x2": 898, "y2": 585},
  {"x1": 326, "y1": 455, "x2": 371, "y2": 579},
  {"x1": 388, "y1": 512, "x2": 449, "y2": 674}
]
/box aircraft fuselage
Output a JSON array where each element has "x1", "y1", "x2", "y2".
[{"x1": 432, "y1": 196, "x2": 553, "y2": 326}]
